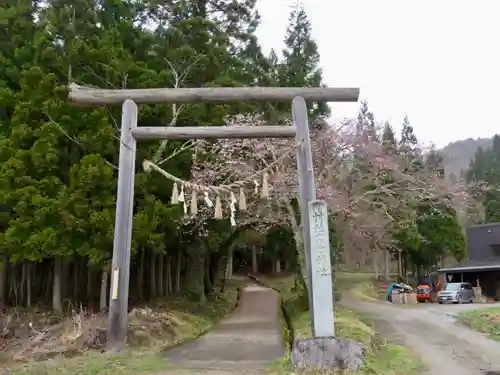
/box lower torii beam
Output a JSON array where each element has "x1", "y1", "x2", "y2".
[{"x1": 131, "y1": 125, "x2": 297, "y2": 140}]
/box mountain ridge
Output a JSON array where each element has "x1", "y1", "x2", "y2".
[{"x1": 438, "y1": 136, "x2": 493, "y2": 179}]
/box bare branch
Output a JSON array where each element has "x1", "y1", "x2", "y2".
[{"x1": 44, "y1": 112, "x2": 118, "y2": 170}]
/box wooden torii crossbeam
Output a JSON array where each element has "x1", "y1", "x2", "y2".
[{"x1": 68, "y1": 83, "x2": 360, "y2": 353}]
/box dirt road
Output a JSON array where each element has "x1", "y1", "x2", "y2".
[
  {"x1": 162, "y1": 283, "x2": 284, "y2": 375},
  {"x1": 344, "y1": 299, "x2": 500, "y2": 375}
]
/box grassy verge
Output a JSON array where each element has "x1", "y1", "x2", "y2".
[
  {"x1": 8, "y1": 282, "x2": 242, "y2": 375},
  {"x1": 335, "y1": 272, "x2": 380, "y2": 301},
  {"x1": 261, "y1": 273, "x2": 424, "y2": 375},
  {"x1": 336, "y1": 272, "x2": 428, "y2": 309},
  {"x1": 457, "y1": 307, "x2": 500, "y2": 340}
]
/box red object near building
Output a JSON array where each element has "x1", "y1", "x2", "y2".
[{"x1": 416, "y1": 284, "x2": 432, "y2": 302}]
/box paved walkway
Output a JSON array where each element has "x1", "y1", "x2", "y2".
[{"x1": 163, "y1": 283, "x2": 285, "y2": 374}]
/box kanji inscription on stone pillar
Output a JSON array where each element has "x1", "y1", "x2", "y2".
[{"x1": 308, "y1": 199, "x2": 334, "y2": 337}]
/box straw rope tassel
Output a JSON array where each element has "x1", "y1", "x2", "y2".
[
  {"x1": 204, "y1": 191, "x2": 213, "y2": 207},
  {"x1": 261, "y1": 172, "x2": 269, "y2": 198},
  {"x1": 190, "y1": 191, "x2": 198, "y2": 215},
  {"x1": 178, "y1": 185, "x2": 185, "y2": 202},
  {"x1": 230, "y1": 192, "x2": 237, "y2": 227},
  {"x1": 171, "y1": 182, "x2": 179, "y2": 203},
  {"x1": 238, "y1": 187, "x2": 247, "y2": 211},
  {"x1": 214, "y1": 195, "x2": 223, "y2": 219}
]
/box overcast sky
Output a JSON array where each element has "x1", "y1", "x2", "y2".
[{"x1": 255, "y1": 0, "x2": 500, "y2": 148}]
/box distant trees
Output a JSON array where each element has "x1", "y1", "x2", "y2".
[{"x1": 465, "y1": 134, "x2": 500, "y2": 224}]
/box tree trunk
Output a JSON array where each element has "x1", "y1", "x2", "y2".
[
  {"x1": 225, "y1": 249, "x2": 233, "y2": 281},
  {"x1": 87, "y1": 266, "x2": 93, "y2": 302},
  {"x1": 8, "y1": 266, "x2": 16, "y2": 304},
  {"x1": 252, "y1": 245, "x2": 258, "y2": 274},
  {"x1": 150, "y1": 251, "x2": 156, "y2": 299},
  {"x1": 0, "y1": 256, "x2": 7, "y2": 308},
  {"x1": 275, "y1": 259, "x2": 281, "y2": 274},
  {"x1": 372, "y1": 251, "x2": 379, "y2": 278},
  {"x1": 61, "y1": 260, "x2": 70, "y2": 301},
  {"x1": 383, "y1": 249, "x2": 389, "y2": 282},
  {"x1": 403, "y1": 254, "x2": 409, "y2": 284},
  {"x1": 166, "y1": 256, "x2": 172, "y2": 294},
  {"x1": 137, "y1": 248, "x2": 145, "y2": 300},
  {"x1": 175, "y1": 252, "x2": 182, "y2": 294},
  {"x1": 285, "y1": 201, "x2": 308, "y2": 292},
  {"x1": 158, "y1": 254, "x2": 164, "y2": 297},
  {"x1": 100, "y1": 268, "x2": 108, "y2": 312},
  {"x1": 20, "y1": 262, "x2": 26, "y2": 306},
  {"x1": 73, "y1": 262, "x2": 79, "y2": 302},
  {"x1": 26, "y1": 262, "x2": 32, "y2": 308},
  {"x1": 53, "y1": 257, "x2": 63, "y2": 316},
  {"x1": 398, "y1": 249, "x2": 403, "y2": 279},
  {"x1": 185, "y1": 247, "x2": 206, "y2": 304},
  {"x1": 45, "y1": 263, "x2": 53, "y2": 304},
  {"x1": 204, "y1": 252, "x2": 212, "y2": 295}
]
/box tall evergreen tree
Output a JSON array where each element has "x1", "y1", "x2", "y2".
[
  {"x1": 425, "y1": 146, "x2": 445, "y2": 179},
  {"x1": 492, "y1": 134, "x2": 500, "y2": 159},
  {"x1": 382, "y1": 121, "x2": 396, "y2": 149},
  {"x1": 467, "y1": 147, "x2": 486, "y2": 182},
  {"x1": 356, "y1": 100, "x2": 377, "y2": 142},
  {"x1": 399, "y1": 116, "x2": 418, "y2": 153},
  {"x1": 398, "y1": 115, "x2": 423, "y2": 172},
  {"x1": 280, "y1": 2, "x2": 329, "y2": 118}
]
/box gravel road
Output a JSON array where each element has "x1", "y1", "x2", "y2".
[{"x1": 344, "y1": 299, "x2": 500, "y2": 375}]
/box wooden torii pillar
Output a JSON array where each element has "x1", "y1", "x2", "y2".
[{"x1": 68, "y1": 84, "x2": 359, "y2": 354}]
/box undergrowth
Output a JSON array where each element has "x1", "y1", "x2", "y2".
[{"x1": 4, "y1": 282, "x2": 241, "y2": 375}]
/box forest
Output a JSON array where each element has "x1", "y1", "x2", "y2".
[
  {"x1": 0, "y1": 0, "x2": 471, "y2": 320},
  {"x1": 464, "y1": 134, "x2": 500, "y2": 223}
]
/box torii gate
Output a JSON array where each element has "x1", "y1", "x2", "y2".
[{"x1": 68, "y1": 84, "x2": 359, "y2": 354}]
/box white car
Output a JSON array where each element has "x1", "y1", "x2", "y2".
[{"x1": 437, "y1": 282, "x2": 474, "y2": 304}]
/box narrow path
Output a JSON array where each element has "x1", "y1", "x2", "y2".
[
  {"x1": 163, "y1": 283, "x2": 285, "y2": 374},
  {"x1": 343, "y1": 299, "x2": 500, "y2": 375}
]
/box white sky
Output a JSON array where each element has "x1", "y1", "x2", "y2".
[{"x1": 255, "y1": 0, "x2": 500, "y2": 148}]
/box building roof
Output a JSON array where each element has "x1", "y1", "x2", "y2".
[
  {"x1": 469, "y1": 222, "x2": 500, "y2": 229},
  {"x1": 439, "y1": 258, "x2": 500, "y2": 273}
]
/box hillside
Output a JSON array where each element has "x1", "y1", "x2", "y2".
[{"x1": 438, "y1": 137, "x2": 493, "y2": 179}]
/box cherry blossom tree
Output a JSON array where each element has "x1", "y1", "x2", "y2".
[{"x1": 188, "y1": 113, "x2": 474, "y2": 287}]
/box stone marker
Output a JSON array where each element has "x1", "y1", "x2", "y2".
[
  {"x1": 291, "y1": 200, "x2": 365, "y2": 370},
  {"x1": 291, "y1": 337, "x2": 365, "y2": 370}
]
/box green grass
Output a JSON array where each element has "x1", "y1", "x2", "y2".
[
  {"x1": 335, "y1": 272, "x2": 380, "y2": 301},
  {"x1": 458, "y1": 307, "x2": 500, "y2": 340},
  {"x1": 12, "y1": 351, "x2": 172, "y2": 375},
  {"x1": 262, "y1": 273, "x2": 424, "y2": 375},
  {"x1": 8, "y1": 282, "x2": 242, "y2": 375}
]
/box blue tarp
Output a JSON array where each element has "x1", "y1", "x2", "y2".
[{"x1": 386, "y1": 283, "x2": 404, "y2": 301}]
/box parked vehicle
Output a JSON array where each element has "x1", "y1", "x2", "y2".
[
  {"x1": 437, "y1": 282, "x2": 474, "y2": 304},
  {"x1": 416, "y1": 284, "x2": 432, "y2": 303}
]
